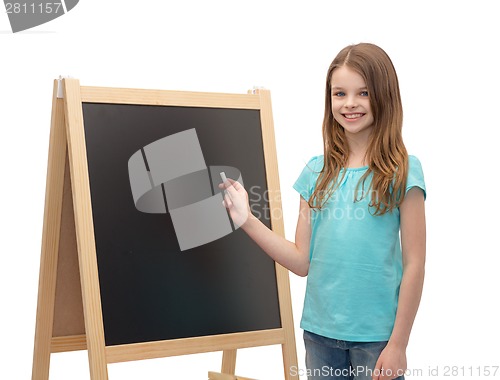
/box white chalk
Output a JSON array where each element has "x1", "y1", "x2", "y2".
[
  {"x1": 220, "y1": 172, "x2": 231, "y2": 200},
  {"x1": 220, "y1": 171, "x2": 228, "y2": 183}
]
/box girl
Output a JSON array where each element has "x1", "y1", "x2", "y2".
[{"x1": 221, "y1": 43, "x2": 426, "y2": 380}]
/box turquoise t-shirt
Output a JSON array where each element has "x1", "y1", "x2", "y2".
[{"x1": 293, "y1": 155, "x2": 426, "y2": 342}]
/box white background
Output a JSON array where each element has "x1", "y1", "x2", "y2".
[{"x1": 1, "y1": 1, "x2": 499, "y2": 379}]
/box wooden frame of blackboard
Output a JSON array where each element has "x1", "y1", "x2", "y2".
[{"x1": 32, "y1": 78, "x2": 299, "y2": 379}]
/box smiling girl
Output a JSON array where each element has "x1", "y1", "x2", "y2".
[{"x1": 221, "y1": 43, "x2": 426, "y2": 380}]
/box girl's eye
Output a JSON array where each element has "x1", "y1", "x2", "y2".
[
  {"x1": 360, "y1": 91, "x2": 369, "y2": 97},
  {"x1": 333, "y1": 91, "x2": 345, "y2": 97}
]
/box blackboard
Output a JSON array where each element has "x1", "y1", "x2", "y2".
[
  {"x1": 82, "y1": 103, "x2": 281, "y2": 346},
  {"x1": 32, "y1": 80, "x2": 298, "y2": 379}
]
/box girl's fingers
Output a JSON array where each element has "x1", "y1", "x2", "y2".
[
  {"x1": 227, "y1": 179, "x2": 243, "y2": 190},
  {"x1": 218, "y1": 178, "x2": 242, "y2": 190},
  {"x1": 219, "y1": 180, "x2": 244, "y2": 200},
  {"x1": 372, "y1": 359, "x2": 382, "y2": 380},
  {"x1": 223, "y1": 194, "x2": 233, "y2": 208}
]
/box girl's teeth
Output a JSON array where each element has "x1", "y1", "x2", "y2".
[{"x1": 345, "y1": 114, "x2": 362, "y2": 119}]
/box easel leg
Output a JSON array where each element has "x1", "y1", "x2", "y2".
[
  {"x1": 221, "y1": 349, "x2": 237, "y2": 374},
  {"x1": 32, "y1": 83, "x2": 67, "y2": 379},
  {"x1": 282, "y1": 342, "x2": 299, "y2": 380},
  {"x1": 208, "y1": 349, "x2": 260, "y2": 380},
  {"x1": 208, "y1": 372, "x2": 257, "y2": 380},
  {"x1": 276, "y1": 267, "x2": 299, "y2": 380},
  {"x1": 63, "y1": 78, "x2": 109, "y2": 379}
]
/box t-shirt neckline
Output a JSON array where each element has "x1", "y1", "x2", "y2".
[{"x1": 342, "y1": 165, "x2": 369, "y2": 172}]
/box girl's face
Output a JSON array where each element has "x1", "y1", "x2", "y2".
[{"x1": 330, "y1": 65, "x2": 374, "y2": 138}]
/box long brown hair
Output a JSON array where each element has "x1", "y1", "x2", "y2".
[{"x1": 309, "y1": 43, "x2": 408, "y2": 215}]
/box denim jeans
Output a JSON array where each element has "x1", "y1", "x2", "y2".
[{"x1": 303, "y1": 330, "x2": 404, "y2": 380}]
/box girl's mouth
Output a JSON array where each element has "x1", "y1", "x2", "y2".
[{"x1": 343, "y1": 113, "x2": 365, "y2": 120}]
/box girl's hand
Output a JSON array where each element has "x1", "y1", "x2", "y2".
[
  {"x1": 219, "y1": 178, "x2": 250, "y2": 228},
  {"x1": 372, "y1": 342, "x2": 407, "y2": 380}
]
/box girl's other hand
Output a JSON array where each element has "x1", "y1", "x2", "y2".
[
  {"x1": 219, "y1": 178, "x2": 250, "y2": 228},
  {"x1": 372, "y1": 342, "x2": 407, "y2": 380}
]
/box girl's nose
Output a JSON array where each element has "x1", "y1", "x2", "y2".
[{"x1": 344, "y1": 95, "x2": 357, "y2": 108}]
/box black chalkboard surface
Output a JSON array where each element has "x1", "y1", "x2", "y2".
[{"x1": 82, "y1": 103, "x2": 281, "y2": 346}]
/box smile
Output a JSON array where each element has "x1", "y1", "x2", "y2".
[{"x1": 343, "y1": 113, "x2": 365, "y2": 120}]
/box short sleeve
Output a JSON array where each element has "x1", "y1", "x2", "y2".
[
  {"x1": 406, "y1": 155, "x2": 426, "y2": 200},
  {"x1": 293, "y1": 156, "x2": 323, "y2": 201}
]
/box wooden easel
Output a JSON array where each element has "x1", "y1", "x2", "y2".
[
  {"x1": 32, "y1": 78, "x2": 299, "y2": 379},
  {"x1": 208, "y1": 372, "x2": 257, "y2": 380}
]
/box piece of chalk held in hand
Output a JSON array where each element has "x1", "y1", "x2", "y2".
[
  {"x1": 220, "y1": 172, "x2": 232, "y2": 201},
  {"x1": 220, "y1": 171, "x2": 228, "y2": 184}
]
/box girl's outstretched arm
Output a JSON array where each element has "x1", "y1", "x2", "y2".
[
  {"x1": 220, "y1": 179, "x2": 311, "y2": 277},
  {"x1": 373, "y1": 187, "x2": 426, "y2": 380}
]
